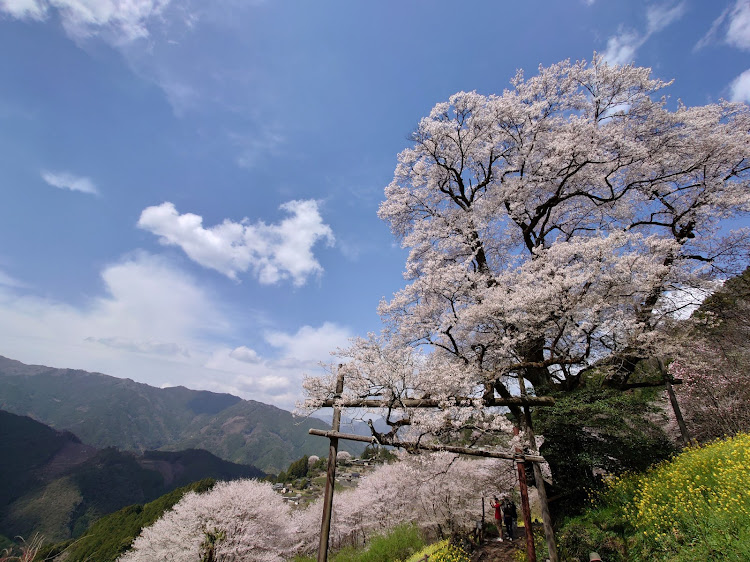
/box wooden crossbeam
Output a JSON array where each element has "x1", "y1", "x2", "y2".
[
  {"x1": 308, "y1": 428, "x2": 546, "y2": 463},
  {"x1": 319, "y1": 396, "x2": 555, "y2": 408}
]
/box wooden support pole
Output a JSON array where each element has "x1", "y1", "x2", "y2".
[
  {"x1": 657, "y1": 357, "x2": 693, "y2": 446},
  {"x1": 317, "y1": 367, "x2": 345, "y2": 562},
  {"x1": 516, "y1": 457, "x2": 536, "y2": 562},
  {"x1": 481, "y1": 496, "x2": 485, "y2": 535},
  {"x1": 518, "y1": 377, "x2": 558, "y2": 562},
  {"x1": 525, "y1": 412, "x2": 558, "y2": 562},
  {"x1": 308, "y1": 429, "x2": 546, "y2": 462},
  {"x1": 319, "y1": 396, "x2": 555, "y2": 408}
]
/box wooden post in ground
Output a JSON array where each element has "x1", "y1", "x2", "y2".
[
  {"x1": 518, "y1": 377, "x2": 558, "y2": 562},
  {"x1": 657, "y1": 357, "x2": 693, "y2": 446},
  {"x1": 482, "y1": 496, "x2": 485, "y2": 531},
  {"x1": 515, "y1": 457, "x2": 536, "y2": 562},
  {"x1": 317, "y1": 367, "x2": 345, "y2": 562}
]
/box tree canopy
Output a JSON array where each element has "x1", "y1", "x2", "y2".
[{"x1": 303, "y1": 55, "x2": 750, "y2": 437}]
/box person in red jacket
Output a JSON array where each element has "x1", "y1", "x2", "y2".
[{"x1": 490, "y1": 496, "x2": 504, "y2": 541}]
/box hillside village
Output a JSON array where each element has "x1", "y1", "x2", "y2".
[{"x1": 272, "y1": 452, "x2": 389, "y2": 507}]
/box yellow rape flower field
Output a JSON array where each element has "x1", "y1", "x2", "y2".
[{"x1": 560, "y1": 433, "x2": 750, "y2": 561}]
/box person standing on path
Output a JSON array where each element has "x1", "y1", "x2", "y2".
[
  {"x1": 502, "y1": 497, "x2": 517, "y2": 541},
  {"x1": 490, "y1": 496, "x2": 504, "y2": 541}
]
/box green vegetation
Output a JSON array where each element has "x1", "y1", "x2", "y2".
[
  {"x1": 557, "y1": 434, "x2": 750, "y2": 561},
  {"x1": 405, "y1": 539, "x2": 470, "y2": 562},
  {"x1": 534, "y1": 382, "x2": 676, "y2": 520},
  {"x1": 0, "y1": 410, "x2": 77, "y2": 508},
  {"x1": 360, "y1": 445, "x2": 396, "y2": 462},
  {"x1": 285, "y1": 455, "x2": 309, "y2": 480},
  {"x1": 294, "y1": 524, "x2": 425, "y2": 562},
  {"x1": 36, "y1": 479, "x2": 216, "y2": 562}
]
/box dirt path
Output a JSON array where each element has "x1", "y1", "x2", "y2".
[{"x1": 471, "y1": 537, "x2": 524, "y2": 562}]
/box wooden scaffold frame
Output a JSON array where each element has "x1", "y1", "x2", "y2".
[{"x1": 309, "y1": 367, "x2": 560, "y2": 562}]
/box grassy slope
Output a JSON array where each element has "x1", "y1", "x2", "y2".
[
  {"x1": 558, "y1": 433, "x2": 750, "y2": 561},
  {"x1": 0, "y1": 411, "x2": 264, "y2": 544}
]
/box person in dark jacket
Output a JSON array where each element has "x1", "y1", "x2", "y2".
[{"x1": 501, "y1": 497, "x2": 517, "y2": 540}]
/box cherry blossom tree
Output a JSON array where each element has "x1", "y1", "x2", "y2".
[
  {"x1": 303, "y1": 54, "x2": 750, "y2": 436},
  {"x1": 116, "y1": 456, "x2": 515, "y2": 561},
  {"x1": 323, "y1": 452, "x2": 516, "y2": 549},
  {"x1": 668, "y1": 268, "x2": 750, "y2": 441},
  {"x1": 118, "y1": 479, "x2": 302, "y2": 562}
]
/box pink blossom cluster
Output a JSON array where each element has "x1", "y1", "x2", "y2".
[
  {"x1": 302, "y1": 54, "x2": 749, "y2": 444},
  {"x1": 118, "y1": 453, "x2": 516, "y2": 560}
]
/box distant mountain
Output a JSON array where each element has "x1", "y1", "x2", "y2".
[
  {"x1": 0, "y1": 355, "x2": 361, "y2": 472},
  {"x1": 0, "y1": 410, "x2": 262, "y2": 543}
]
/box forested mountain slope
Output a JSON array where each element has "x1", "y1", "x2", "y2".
[
  {"x1": 0, "y1": 356, "x2": 360, "y2": 472},
  {"x1": 0, "y1": 410, "x2": 262, "y2": 543}
]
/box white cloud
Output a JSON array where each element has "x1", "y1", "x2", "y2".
[
  {"x1": 138, "y1": 200, "x2": 335, "y2": 286},
  {"x1": 0, "y1": 252, "x2": 223, "y2": 378},
  {"x1": 727, "y1": 0, "x2": 750, "y2": 50},
  {"x1": 41, "y1": 170, "x2": 99, "y2": 195},
  {"x1": 230, "y1": 127, "x2": 286, "y2": 170},
  {"x1": 203, "y1": 322, "x2": 353, "y2": 405},
  {"x1": 0, "y1": 253, "x2": 225, "y2": 348},
  {"x1": 229, "y1": 345, "x2": 260, "y2": 363},
  {"x1": 603, "y1": 30, "x2": 643, "y2": 66},
  {"x1": 646, "y1": 2, "x2": 686, "y2": 34},
  {"x1": 0, "y1": 0, "x2": 45, "y2": 19},
  {"x1": 265, "y1": 322, "x2": 352, "y2": 364},
  {"x1": 0, "y1": 252, "x2": 348, "y2": 410},
  {"x1": 0, "y1": 0, "x2": 171, "y2": 43},
  {"x1": 696, "y1": 1, "x2": 750, "y2": 51},
  {"x1": 694, "y1": 5, "x2": 731, "y2": 51},
  {"x1": 602, "y1": 1, "x2": 686, "y2": 65},
  {"x1": 730, "y1": 68, "x2": 750, "y2": 102},
  {"x1": 85, "y1": 336, "x2": 190, "y2": 356},
  {"x1": 0, "y1": 269, "x2": 28, "y2": 288}
]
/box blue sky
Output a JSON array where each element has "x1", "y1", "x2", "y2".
[{"x1": 1, "y1": 0, "x2": 749, "y2": 411}]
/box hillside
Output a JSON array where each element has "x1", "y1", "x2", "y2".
[
  {"x1": 0, "y1": 411, "x2": 263, "y2": 543},
  {"x1": 38, "y1": 479, "x2": 217, "y2": 562},
  {"x1": 0, "y1": 410, "x2": 96, "y2": 510},
  {"x1": 0, "y1": 355, "x2": 361, "y2": 472}
]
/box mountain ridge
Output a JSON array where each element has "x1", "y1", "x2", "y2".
[
  {"x1": 0, "y1": 355, "x2": 361, "y2": 472},
  {"x1": 0, "y1": 409, "x2": 263, "y2": 543}
]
